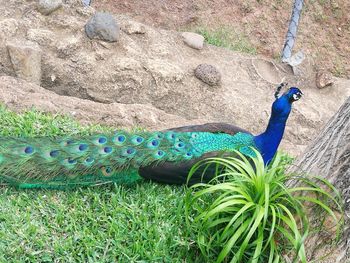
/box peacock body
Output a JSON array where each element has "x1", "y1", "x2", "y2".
[{"x1": 0, "y1": 86, "x2": 303, "y2": 188}]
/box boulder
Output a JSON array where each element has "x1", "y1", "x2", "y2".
[
  {"x1": 194, "y1": 64, "x2": 221, "y2": 86},
  {"x1": 37, "y1": 0, "x2": 63, "y2": 15},
  {"x1": 316, "y1": 71, "x2": 333, "y2": 89},
  {"x1": 85, "y1": 12, "x2": 120, "y2": 42},
  {"x1": 6, "y1": 41, "x2": 42, "y2": 85},
  {"x1": 181, "y1": 32, "x2": 204, "y2": 50}
]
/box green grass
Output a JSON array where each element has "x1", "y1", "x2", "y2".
[
  {"x1": 0, "y1": 106, "x2": 200, "y2": 262},
  {"x1": 195, "y1": 27, "x2": 257, "y2": 55},
  {"x1": 0, "y1": 184, "x2": 199, "y2": 262},
  {"x1": 0, "y1": 105, "x2": 114, "y2": 137}
]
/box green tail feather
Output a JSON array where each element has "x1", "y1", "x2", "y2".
[{"x1": 0, "y1": 130, "x2": 255, "y2": 189}]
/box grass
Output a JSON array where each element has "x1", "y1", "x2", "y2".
[
  {"x1": 194, "y1": 27, "x2": 257, "y2": 55},
  {"x1": 0, "y1": 106, "x2": 200, "y2": 262},
  {"x1": 0, "y1": 184, "x2": 198, "y2": 262}
]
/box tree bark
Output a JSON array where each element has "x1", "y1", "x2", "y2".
[{"x1": 292, "y1": 96, "x2": 350, "y2": 262}]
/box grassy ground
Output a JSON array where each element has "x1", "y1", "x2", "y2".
[
  {"x1": 195, "y1": 27, "x2": 257, "y2": 55},
  {"x1": 0, "y1": 106, "x2": 200, "y2": 262}
]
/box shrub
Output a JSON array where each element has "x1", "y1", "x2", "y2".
[{"x1": 185, "y1": 150, "x2": 343, "y2": 263}]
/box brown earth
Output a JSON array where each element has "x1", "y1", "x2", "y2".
[
  {"x1": 0, "y1": 0, "x2": 349, "y2": 159},
  {"x1": 95, "y1": 0, "x2": 350, "y2": 78}
]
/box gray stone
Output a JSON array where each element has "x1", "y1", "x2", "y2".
[
  {"x1": 194, "y1": 64, "x2": 221, "y2": 86},
  {"x1": 82, "y1": 0, "x2": 92, "y2": 7},
  {"x1": 85, "y1": 12, "x2": 120, "y2": 42},
  {"x1": 37, "y1": 0, "x2": 63, "y2": 15},
  {"x1": 182, "y1": 32, "x2": 204, "y2": 50},
  {"x1": 6, "y1": 41, "x2": 42, "y2": 85}
]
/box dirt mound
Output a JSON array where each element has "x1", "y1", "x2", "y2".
[
  {"x1": 0, "y1": 0, "x2": 349, "y2": 158},
  {"x1": 95, "y1": 0, "x2": 350, "y2": 78}
]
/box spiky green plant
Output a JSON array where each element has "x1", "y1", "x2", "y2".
[{"x1": 185, "y1": 150, "x2": 343, "y2": 263}]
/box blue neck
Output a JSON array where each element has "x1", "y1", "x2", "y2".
[{"x1": 254, "y1": 99, "x2": 291, "y2": 164}]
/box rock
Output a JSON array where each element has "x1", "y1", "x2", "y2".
[
  {"x1": 82, "y1": 0, "x2": 92, "y2": 7},
  {"x1": 37, "y1": 0, "x2": 63, "y2": 15},
  {"x1": 0, "y1": 76, "x2": 190, "y2": 130},
  {"x1": 182, "y1": 32, "x2": 204, "y2": 50},
  {"x1": 123, "y1": 21, "x2": 146, "y2": 35},
  {"x1": 6, "y1": 41, "x2": 42, "y2": 85},
  {"x1": 26, "y1": 28, "x2": 56, "y2": 46},
  {"x1": 76, "y1": 6, "x2": 95, "y2": 17},
  {"x1": 85, "y1": 12, "x2": 120, "y2": 42},
  {"x1": 316, "y1": 71, "x2": 333, "y2": 89},
  {"x1": 194, "y1": 64, "x2": 221, "y2": 86},
  {"x1": 57, "y1": 37, "x2": 80, "y2": 58},
  {"x1": 0, "y1": 19, "x2": 19, "y2": 39}
]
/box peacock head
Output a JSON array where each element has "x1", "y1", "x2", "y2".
[
  {"x1": 285, "y1": 87, "x2": 303, "y2": 103},
  {"x1": 271, "y1": 86, "x2": 303, "y2": 118}
]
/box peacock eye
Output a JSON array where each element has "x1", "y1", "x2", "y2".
[
  {"x1": 79, "y1": 144, "x2": 88, "y2": 151},
  {"x1": 98, "y1": 137, "x2": 107, "y2": 144},
  {"x1": 151, "y1": 139, "x2": 159, "y2": 146},
  {"x1": 50, "y1": 150, "x2": 59, "y2": 157},
  {"x1": 118, "y1": 136, "x2": 124, "y2": 141},
  {"x1": 85, "y1": 157, "x2": 94, "y2": 163},
  {"x1": 101, "y1": 166, "x2": 113, "y2": 176},
  {"x1": 24, "y1": 146, "x2": 34, "y2": 154},
  {"x1": 126, "y1": 148, "x2": 135, "y2": 154},
  {"x1": 104, "y1": 146, "x2": 113, "y2": 153}
]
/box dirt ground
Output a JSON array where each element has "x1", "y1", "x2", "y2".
[
  {"x1": 0, "y1": 0, "x2": 349, "y2": 158},
  {"x1": 95, "y1": 0, "x2": 350, "y2": 78}
]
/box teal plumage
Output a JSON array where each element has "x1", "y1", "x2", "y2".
[{"x1": 0, "y1": 131, "x2": 255, "y2": 188}]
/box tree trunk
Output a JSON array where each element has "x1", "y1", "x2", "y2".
[{"x1": 292, "y1": 96, "x2": 350, "y2": 262}]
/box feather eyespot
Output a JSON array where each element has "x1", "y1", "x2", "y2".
[
  {"x1": 85, "y1": 157, "x2": 94, "y2": 163},
  {"x1": 104, "y1": 146, "x2": 113, "y2": 153},
  {"x1": 126, "y1": 148, "x2": 135, "y2": 154},
  {"x1": 151, "y1": 139, "x2": 159, "y2": 146},
  {"x1": 156, "y1": 133, "x2": 164, "y2": 139},
  {"x1": 131, "y1": 136, "x2": 144, "y2": 145},
  {"x1": 24, "y1": 146, "x2": 34, "y2": 154},
  {"x1": 118, "y1": 135, "x2": 126, "y2": 142},
  {"x1": 50, "y1": 150, "x2": 59, "y2": 157},
  {"x1": 98, "y1": 137, "x2": 107, "y2": 144},
  {"x1": 68, "y1": 158, "x2": 76, "y2": 164},
  {"x1": 66, "y1": 140, "x2": 75, "y2": 145},
  {"x1": 101, "y1": 166, "x2": 113, "y2": 177},
  {"x1": 176, "y1": 142, "x2": 185, "y2": 148},
  {"x1": 79, "y1": 144, "x2": 88, "y2": 151}
]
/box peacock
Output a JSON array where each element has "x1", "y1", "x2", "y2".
[{"x1": 0, "y1": 84, "x2": 302, "y2": 189}]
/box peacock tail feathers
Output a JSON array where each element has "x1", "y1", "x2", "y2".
[{"x1": 0, "y1": 130, "x2": 255, "y2": 189}]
